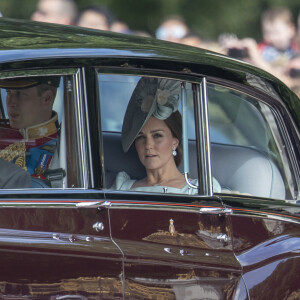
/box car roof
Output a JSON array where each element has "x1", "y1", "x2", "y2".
[
  {"x1": 0, "y1": 18, "x2": 299, "y2": 128},
  {"x1": 0, "y1": 18, "x2": 236, "y2": 63}
]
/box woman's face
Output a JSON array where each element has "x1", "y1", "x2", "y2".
[{"x1": 135, "y1": 117, "x2": 179, "y2": 171}]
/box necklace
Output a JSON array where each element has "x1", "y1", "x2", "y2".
[{"x1": 148, "y1": 173, "x2": 185, "y2": 187}]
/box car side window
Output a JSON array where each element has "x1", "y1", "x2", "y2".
[
  {"x1": 99, "y1": 74, "x2": 203, "y2": 195},
  {"x1": 0, "y1": 72, "x2": 84, "y2": 189},
  {"x1": 207, "y1": 83, "x2": 296, "y2": 200}
]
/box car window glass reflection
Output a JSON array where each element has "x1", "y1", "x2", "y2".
[
  {"x1": 208, "y1": 83, "x2": 296, "y2": 200},
  {"x1": 0, "y1": 75, "x2": 81, "y2": 189},
  {"x1": 99, "y1": 75, "x2": 208, "y2": 195}
]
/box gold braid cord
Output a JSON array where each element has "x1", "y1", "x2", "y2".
[{"x1": 0, "y1": 142, "x2": 27, "y2": 171}]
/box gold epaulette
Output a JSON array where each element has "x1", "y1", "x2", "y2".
[{"x1": 0, "y1": 141, "x2": 27, "y2": 171}]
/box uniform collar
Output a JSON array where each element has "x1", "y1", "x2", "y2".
[{"x1": 19, "y1": 112, "x2": 58, "y2": 140}]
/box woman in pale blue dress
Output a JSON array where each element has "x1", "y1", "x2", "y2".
[{"x1": 114, "y1": 77, "x2": 221, "y2": 195}]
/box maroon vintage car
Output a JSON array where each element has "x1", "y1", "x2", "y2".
[{"x1": 0, "y1": 18, "x2": 299, "y2": 299}]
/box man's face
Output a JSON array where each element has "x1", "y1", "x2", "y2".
[{"x1": 6, "y1": 86, "x2": 47, "y2": 129}]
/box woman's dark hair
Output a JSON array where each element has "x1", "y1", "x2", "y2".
[{"x1": 164, "y1": 110, "x2": 182, "y2": 166}]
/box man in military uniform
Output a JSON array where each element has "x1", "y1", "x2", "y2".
[{"x1": 0, "y1": 76, "x2": 60, "y2": 185}]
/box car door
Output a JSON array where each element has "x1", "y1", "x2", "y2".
[
  {"x1": 98, "y1": 72, "x2": 247, "y2": 299},
  {"x1": 207, "y1": 81, "x2": 300, "y2": 299},
  {"x1": 0, "y1": 69, "x2": 124, "y2": 299},
  {"x1": 0, "y1": 197, "x2": 124, "y2": 299},
  {"x1": 106, "y1": 196, "x2": 246, "y2": 299}
]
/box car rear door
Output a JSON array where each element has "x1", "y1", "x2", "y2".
[
  {"x1": 105, "y1": 194, "x2": 246, "y2": 299},
  {"x1": 97, "y1": 72, "x2": 247, "y2": 299}
]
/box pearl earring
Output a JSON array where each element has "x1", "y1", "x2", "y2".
[{"x1": 172, "y1": 148, "x2": 177, "y2": 156}]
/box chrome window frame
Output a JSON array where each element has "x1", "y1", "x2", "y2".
[
  {"x1": 72, "y1": 68, "x2": 90, "y2": 189},
  {"x1": 194, "y1": 77, "x2": 213, "y2": 196}
]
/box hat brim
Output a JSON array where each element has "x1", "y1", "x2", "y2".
[
  {"x1": 0, "y1": 76, "x2": 60, "y2": 89},
  {"x1": 0, "y1": 79, "x2": 40, "y2": 89},
  {"x1": 121, "y1": 77, "x2": 159, "y2": 152}
]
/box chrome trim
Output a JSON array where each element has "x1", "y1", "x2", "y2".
[
  {"x1": 181, "y1": 81, "x2": 198, "y2": 190},
  {"x1": 201, "y1": 78, "x2": 213, "y2": 195},
  {"x1": 81, "y1": 67, "x2": 95, "y2": 189},
  {"x1": 105, "y1": 200, "x2": 223, "y2": 214},
  {"x1": 271, "y1": 107, "x2": 300, "y2": 200},
  {"x1": 76, "y1": 200, "x2": 111, "y2": 208},
  {"x1": 76, "y1": 201, "x2": 103, "y2": 208},
  {"x1": 184, "y1": 172, "x2": 198, "y2": 189},
  {"x1": 193, "y1": 78, "x2": 212, "y2": 196},
  {"x1": 199, "y1": 207, "x2": 233, "y2": 215},
  {"x1": 181, "y1": 81, "x2": 190, "y2": 174},
  {"x1": 75, "y1": 69, "x2": 89, "y2": 189}
]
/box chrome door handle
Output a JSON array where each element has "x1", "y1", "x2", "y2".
[
  {"x1": 93, "y1": 222, "x2": 105, "y2": 232},
  {"x1": 217, "y1": 233, "x2": 228, "y2": 243},
  {"x1": 76, "y1": 201, "x2": 111, "y2": 208},
  {"x1": 217, "y1": 233, "x2": 229, "y2": 246},
  {"x1": 199, "y1": 207, "x2": 232, "y2": 215}
]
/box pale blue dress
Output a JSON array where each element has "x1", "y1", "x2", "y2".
[{"x1": 114, "y1": 171, "x2": 221, "y2": 195}]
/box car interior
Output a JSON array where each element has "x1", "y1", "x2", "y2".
[
  {"x1": 0, "y1": 73, "x2": 290, "y2": 200},
  {"x1": 102, "y1": 131, "x2": 286, "y2": 198}
]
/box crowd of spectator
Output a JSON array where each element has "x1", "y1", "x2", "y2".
[
  {"x1": 156, "y1": 8, "x2": 300, "y2": 96},
  {"x1": 8, "y1": 0, "x2": 300, "y2": 96}
]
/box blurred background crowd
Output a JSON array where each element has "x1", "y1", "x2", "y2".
[{"x1": 0, "y1": 0, "x2": 299, "y2": 96}]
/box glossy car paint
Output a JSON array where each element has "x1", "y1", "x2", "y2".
[
  {"x1": 0, "y1": 195, "x2": 124, "y2": 298},
  {"x1": 0, "y1": 18, "x2": 299, "y2": 299},
  {"x1": 222, "y1": 195, "x2": 300, "y2": 299},
  {"x1": 107, "y1": 195, "x2": 241, "y2": 299}
]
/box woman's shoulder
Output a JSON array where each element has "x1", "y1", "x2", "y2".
[
  {"x1": 114, "y1": 171, "x2": 136, "y2": 190},
  {"x1": 212, "y1": 177, "x2": 221, "y2": 193}
]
